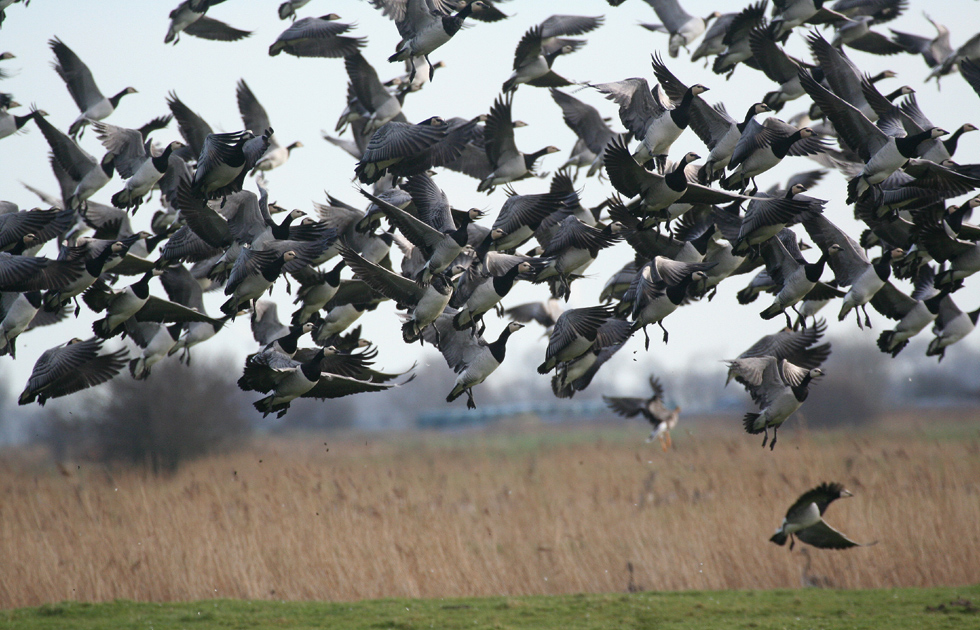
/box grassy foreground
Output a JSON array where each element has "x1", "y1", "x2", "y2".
[{"x1": 5, "y1": 587, "x2": 980, "y2": 630}]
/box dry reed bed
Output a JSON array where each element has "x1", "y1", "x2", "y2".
[{"x1": 1, "y1": 424, "x2": 979, "y2": 609}]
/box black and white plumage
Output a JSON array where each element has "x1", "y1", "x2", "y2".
[
  {"x1": 192, "y1": 129, "x2": 272, "y2": 199},
  {"x1": 18, "y1": 337, "x2": 128, "y2": 406},
  {"x1": 593, "y1": 55, "x2": 709, "y2": 164},
  {"x1": 502, "y1": 15, "x2": 603, "y2": 92},
  {"x1": 424, "y1": 313, "x2": 524, "y2": 409},
  {"x1": 550, "y1": 88, "x2": 620, "y2": 178},
  {"x1": 0, "y1": 291, "x2": 45, "y2": 359},
  {"x1": 623, "y1": 256, "x2": 717, "y2": 347},
  {"x1": 32, "y1": 109, "x2": 114, "y2": 209},
  {"x1": 726, "y1": 356, "x2": 825, "y2": 449},
  {"x1": 478, "y1": 93, "x2": 559, "y2": 192},
  {"x1": 164, "y1": 0, "x2": 252, "y2": 45},
  {"x1": 927, "y1": 295, "x2": 980, "y2": 361},
  {"x1": 641, "y1": 0, "x2": 720, "y2": 58},
  {"x1": 726, "y1": 319, "x2": 832, "y2": 387},
  {"x1": 340, "y1": 245, "x2": 455, "y2": 343},
  {"x1": 770, "y1": 482, "x2": 867, "y2": 550},
  {"x1": 759, "y1": 236, "x2": 841, "y2": 327},
  {"x1": 268, "y1": 14, "x2": 365, "y2": 58},
  {"x1": 49, "y1": 37, "x2": 137, "y2": 138},
  {"x1": 355, "y1": 116, "x2": 474, "y2": 184},
  {"x1": 91, "y1": 121, "x2": 183, "y2": 211},
  {"x1": 537, "y1": 304, "x2": 616, "y2": 374},
  {"x1": 603, "y1": 376, "x2": 680, "y2": 450},
  {"x1": 236, "y1": 79, "x2": 303, "y2": 175},
  {"x1": 378, "y1": 0, "x2": 489, "y2": 82}
]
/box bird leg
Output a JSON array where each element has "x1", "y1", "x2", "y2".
[
  {"x1": 658, "y1": 321, "x2": 669, "y2": 344},
  {"x1": 862, "y1": 304, "x2": 872, "y2": 329},
  {"x1": 783, "y1": 310, "x2": 793, "y2": 329},
  {"x1": 408, "y1": 56, "x2": 417, "y2": 84},
  {"x1": 426, "y1": 54, "x2": 435, "y2": 81},
  {"x1": 854, "y1": 308, "x2": 864, "y2": 330},
  {"x1": 789, "y1": 534, "x2": 796, "y2": 551},
  {"x1": 769, "y1": 425, "x2": 778, "y2": 450},
  {"x1": 465, "y1": 389, "x2": 476, "y2": 410},
  {"x1": 761, "y1": 425, "x2": 769, "y2": 449},
  {"x1": 642, "y1": 325, "x2": 650, "y2": 351},
  {"x1": 73, "y1": 297, "x2": 81, "y2": 318}
]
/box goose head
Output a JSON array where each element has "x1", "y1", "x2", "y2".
[
  {"x1": 690, "y1": 84, "x2": 709, "y2": 96},
  {"x1": 929, "y1": 127, "x2": 949, "y2": 139}
]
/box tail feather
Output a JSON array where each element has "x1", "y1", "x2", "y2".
[
  {"x1": 93, "y1": 318, "x2": 123, "y2": 339},
  {"x1": 446, "y1": 383, "x2": 465, "y2": 403},
  {"x1": 760, "y1": 303, "x2": 782, "y2": 320},
  {"x1": 769, "y1": 531, "x2": 788, "y2": 546},
  {"x1": 743, "y1": 412, "x2": 763, "y2": 434},
  {"x1": 402, "y1": 319, "x2": 420, "y2": 343}
]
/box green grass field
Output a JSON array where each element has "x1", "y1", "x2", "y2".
[{"x1": 5, "y1": 586, "x2": 979, "y2": 630}]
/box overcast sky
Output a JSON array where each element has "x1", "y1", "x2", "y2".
[{"x1": 1, "y1": 0, "x2": 979, "y2": 410}]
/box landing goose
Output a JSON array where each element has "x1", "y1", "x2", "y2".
[
  {"x1": 927, "y1": 295, "x2": 980, "y2": 361},
  {"x1": 890, "y1": 13, "x2": 951, "y2": 71},
  {"x1": 604, "y1": 376, "x2": 680, "y2": 450},
  {"x1": 872, "y1": 269, "x2": 946, "y2": 357},
  {"x1": 49, "y1": 37, "x2": 137, "y2": 138},
  {"x1": 710, "y1": 1, "x2": 767, "y2": 77},
  {"x1": 802, "y1": 212, "x2": 903, "y2": 328},
  {"x1": 550, "y1": 316, "x2": 631, "y2": 398},
  {"x1": 159, "y1": 264, "x2": 229, "y2": 365},
  {"x1": 726, "y1": 319, "x2": 832, "y2": 386},
  {"x1": 424, "y1": 313, "x2": 523, "y2": 409},
  {"x1": 771, "y1": 482, "x2": 868, "y2": 549},
  {"x1": 42, "y1": 241, "x2": 128, "y2": 315},
  {"x1": 360, "y1": 188, "x2": 480, "y2": 283},
  {"x1": 770, "y1": 0, "x2": 847, "y2": 41},
  {"x1": 0, "y1": 208, "x2": 73, "y2": 253},
  {"x1": 355, "y1": 116, "x2": 475, "y2": 184},
  {"x1": 344, "y1": 53, "x2": 405, "y2": 133},
  {"x1": 623, "y1": 256, "x2": 716, "y2": 347},
  {"x1": 730, "y1": 188, "x2": 825, "y2": 256},
  {"x1": 721, "y1": 121, "x2": 824, "y2": 192},
  {"x1": 748, "y1": 25, "x2": 811, "y2": 112},
  {"x1": 759, "y1": 237, "x2": 840, "y2": 327},
  {"x1": 84, "y1": 270, "x2": 218, "y2": 339},
  {"x1": 18, "y1": 337, "x2": 128, "y2": 406},
  {"x1": 239, "y1": 347, "x2": 399, "y2": 417},
  {"x1": 192, "y1": 129, "x2": 272, "y2": 199},
  {"x1": 726, "y1": 356, "x2": 825, "y2": 449}
]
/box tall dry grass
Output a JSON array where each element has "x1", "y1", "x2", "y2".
[{"x1": 1, "y1": 415, "x2": 979, "y2": 609}]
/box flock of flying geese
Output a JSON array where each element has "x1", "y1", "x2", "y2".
[{"x1": 1, "y1": 0, "x2": 979, "y2": 547}]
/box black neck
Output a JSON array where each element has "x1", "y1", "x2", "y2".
[
  {"x1": 923, "y1": 292, "x2": 946, "y2": 314},
  {"x1": 262, "y1": 255, "x2": 290, "y2": 282},
  {"x1": 544, "y1": 48, "x2": 564, "y2": 66},
  {"x1": 86, "y1": 246, "x2": 117, "y2": 276},
  {"x1": 326, "y1": 261, "x2": 345, "y2": 286},
  {"x1": 132, "y1": 272, "x2": 153, "y2": 299},
  {"x1": 792, "y1": 374, "x2": 813, "y2": 402},
  {"x1": 804, "y1": 250, "x2": 830, "y2": 283},
  {"x1": 873, "y1": 256, "x2": 892, "y2": 281},
  {"x1": 524, "y1": 147, "x2": 551, "y2": 170},
  {"x1": 151, "y1": 144, "x2": 175, "y2": 173},
  {"x1": 277, "y1": 326, "x2": 305, "y2": 354},
  {"x1": 771, "y1": 130, "x2": 803, "y2": 159},
  {"x1": 15, "y1": 113, "x2": 35, "y2": 130},
  {"x1": 109, "y1": 89, "x2": 131, "y2": 108},
  {"x1": 492, "y1": 264, "x2": 523, "y2": 296},
  {"x1": 666, "y1": 274, "x2": 695, "y2": 305},
  {"x1": 443, "y1": 3, "x2": 473, "y2": 35},
  {"x1": 944, "y1": 127, "x2": 968, "y2": 155},
  {"x1": 24, "y1": 292, "x2": 43, "y2": 309},
  {"x1": 101, "y1": 154, "x2": 116, "y2": 177},
  {"x1": 669, "y1": 88, "x2": 697, "y2": 129},
  {"x1": 664, "y1": 160, "x2": 690, "y2": 192},
  {"x1": 488, "y1": 326, "x2": 515, "y2": 363},
  {"x1": 895, "y1": 128, "x2": 937, "y2": 159},
  {"x1": 738, "y1": 107, "x2": 760, "y2": 133},
  {"x1": 300, "y1": 350, "x2": 326, "y2": 381}
]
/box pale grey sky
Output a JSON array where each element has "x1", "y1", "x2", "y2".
[{"x1": 1, "y1": 0, "x2": 978, "y2": 408}]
